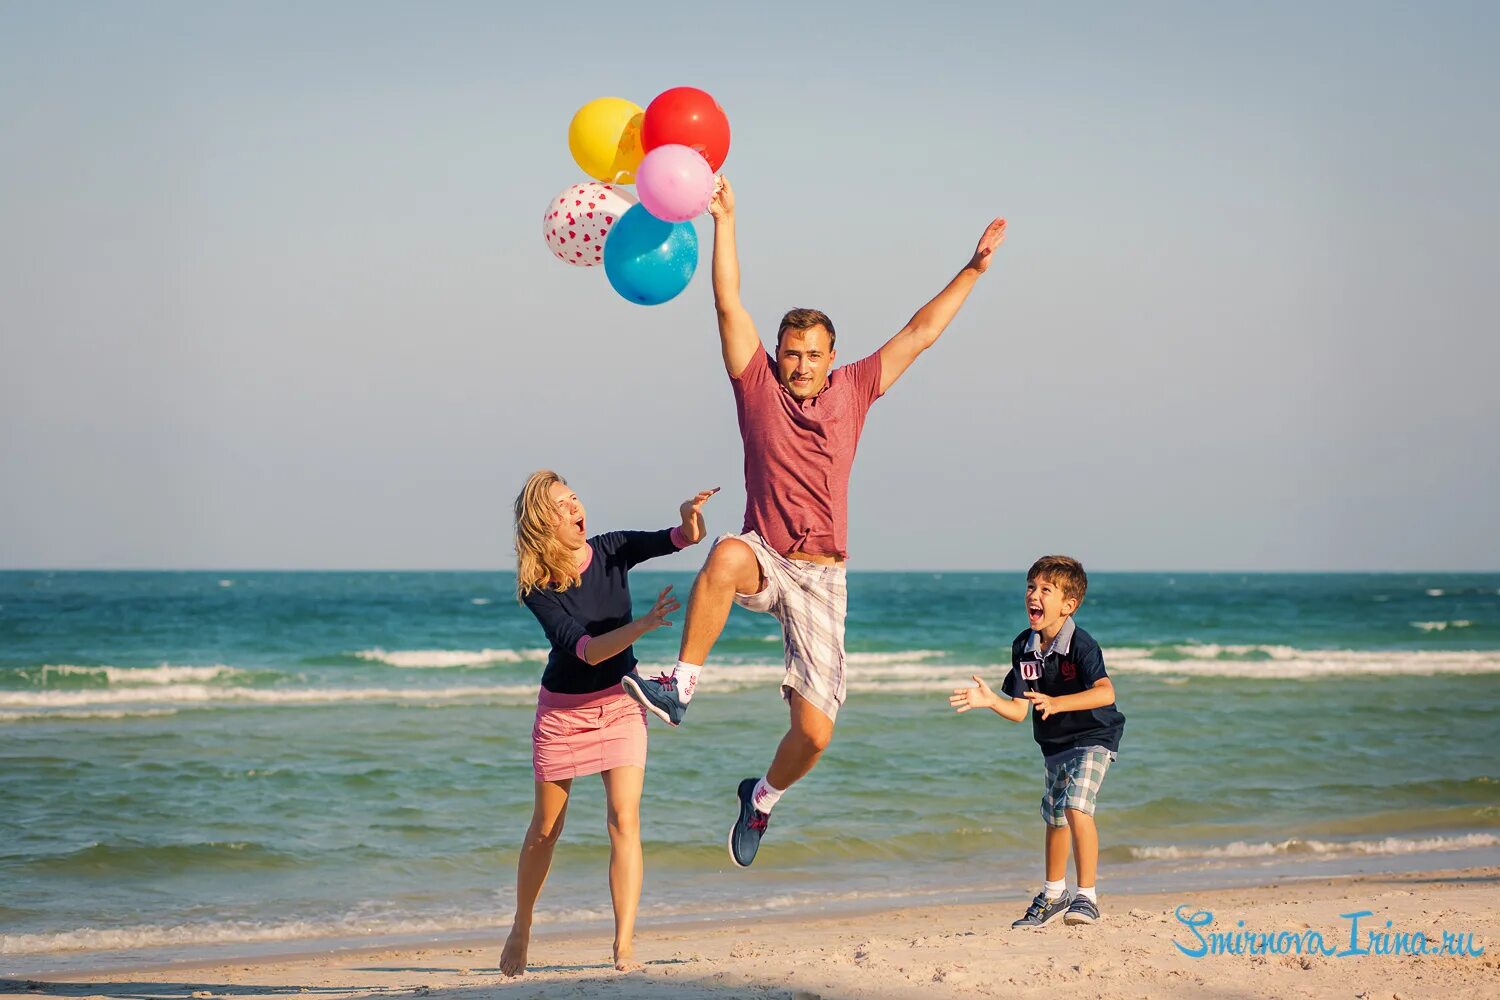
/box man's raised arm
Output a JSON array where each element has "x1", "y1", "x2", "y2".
[
  {"x1": 877, "y1": 218, "x2": 1006, "y2": 395},
  {"x1": 709, "y1": 176, "x2": 763, "y2": 378}
]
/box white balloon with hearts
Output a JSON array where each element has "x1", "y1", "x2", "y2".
[{"x1": 543, "y1": 182, "x2": 638, "y2": 267}]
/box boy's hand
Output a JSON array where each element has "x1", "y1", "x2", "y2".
[
  {"x1": 950, "y1": 675, "x2": 1000, "y2": 713},
  {"x1": 1023, "y1": 690, "x2": 1058, "y2": 719}
]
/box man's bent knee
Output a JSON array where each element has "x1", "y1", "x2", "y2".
[{"x1": 704, "y1": 537, "x2": 763, "y2": 595}]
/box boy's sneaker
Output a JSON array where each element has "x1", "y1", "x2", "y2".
[
  {"x1": 1011, "y1": 891, "x2": 1070, "y2": 928},
  {"x1": 621, "y1": 671, "x2": 688, "y2": 727},
  {"x1": 1064, "y1": 895, "x2": 1100, "y2": 925},
  {"x1": 728, "y1": 777, "x2": 770, "y2": 868}
]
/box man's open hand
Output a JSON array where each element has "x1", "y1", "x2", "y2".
[
  {"x1": 968, "y1": 218, "x2": 1007, "y2": 273},
  {"x1": 709, "y1": 175, "x2": 735, "y2": 222}
]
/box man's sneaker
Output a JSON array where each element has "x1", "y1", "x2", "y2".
[
  {"x1": 1011, "y1": 891, "x2": 1070, "y2": 928},
  {"x1": 1064, "y1": 895, "x2": 1100, "y2": 925},
  {"x1": 621, "y1": 671, "x2": 688, "y2": 727},
  {"x1": 728, "y1": 777, "x2": 770, "y2": 868}
]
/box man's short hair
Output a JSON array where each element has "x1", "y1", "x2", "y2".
[
  {"x1": 1027, "y1": 555, "x2": 1088, "y2": 605},
  {"x1": 776, "y1": 308, "x2": 836, "y2": 349}
]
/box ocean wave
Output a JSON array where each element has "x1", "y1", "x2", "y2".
[
  {"x1": 639, "y1": 650, "x2": 1500, "y2": 690},
  {"x1": 845, "y1": 650, "x2": 946, "y2": 665},
  {"x1": 5, "y1": 649, "x2": 1494, "y2": 710},
  {"x1": 1409, "y1": 620, "x2": 1473, "y2": 632},
  {"x1": 0, "y1": 882, "x2": 990, "y2": 956},
  {"x1": 12, "y1": 664, "x2": 247, "y2": 687},
  {"x1": 0, "y1": 914, "x2": 467, "y2": 956},
  {"x1": 19, "y1": 840, "x2": 303, "y2": 877},
  {"x1": 1124, "y1": 831, "x2": 1500, "y2": 862},
  {"x1": 1105, "y1": 647, "x2": 1500, "y2": 678},
  {"x1": 353, "y1": 648, "x2": 548, "y2": 668},
  {"x1": 0, "y1": 684, "x2": 539, "y2": 710},
  {"x1": 0, "y1": 709, "x2": 179, "y2": 724}
]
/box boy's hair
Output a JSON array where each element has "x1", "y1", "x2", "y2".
[
  {"x1": 776, "y1": 307, "x2": 836, "y2": 349},
  {"x1": 1027, "y1": 555, "x2": 1088, "y2": 605}
]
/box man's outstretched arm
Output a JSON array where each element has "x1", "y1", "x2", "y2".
[
  {"x1": 877, "y1": 218, "x2": 1006, "y2": 395},
  {"x1": 709, "y1": 176, "x2": 763, "y2": 378}
]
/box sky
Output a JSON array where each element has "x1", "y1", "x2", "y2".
[{"x1": 1, "y1": 2, "x2": 1496, "y2": 571}]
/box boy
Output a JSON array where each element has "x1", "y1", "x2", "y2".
[{"x1": 949, "y1": 555, "x2": 1125, "y2": 927}]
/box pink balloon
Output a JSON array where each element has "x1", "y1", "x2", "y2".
[{"x1": 635, "y1": 144, "x2": 714, "y2": 223}]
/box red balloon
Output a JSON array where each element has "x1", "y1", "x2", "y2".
[{"x1": 641, "y1": 87, "x2": 731, "y2": 172}]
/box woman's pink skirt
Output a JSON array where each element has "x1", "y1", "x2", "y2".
[{"x1": 532, "y1": 683, "x2": 648, "y2": 782}]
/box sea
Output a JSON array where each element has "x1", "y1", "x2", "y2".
[{"x1": 2, "y1": 570, "x2": 1497, "y2": 972}]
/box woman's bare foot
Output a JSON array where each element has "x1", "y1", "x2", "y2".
[
  {"x1": 499, "y1": 925, "x2": 530, "y2": 977},
  {"x1": 613, "y1": 941, "x2": 640, "y2": 972}
]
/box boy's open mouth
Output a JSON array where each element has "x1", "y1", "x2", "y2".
[{"x1": 1028, "y1": 604, "x2": 1043, "y2": 625}]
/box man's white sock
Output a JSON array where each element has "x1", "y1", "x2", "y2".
[
  {"x1": 1075, "y1": 885, "x2": 1097, "y2": 903},
  {"x1": 1043, "y1": 879, "x2": 1067, "y2": 900},
  {"x1": 670, "y1": 661, "x2": 702, "y2": 702},
  {"x1": 751, "y1": 777, "x2": 784, "y2": 814}
]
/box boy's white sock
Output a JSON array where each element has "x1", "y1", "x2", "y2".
[
  {"x1": 670, "y1": 661, "x2": 702, "y2": 702},
  {"x1": 1075, "y1": 885, "x2": 1097, "y2": 903},
  {"x1": 751, "y1": 777, "x2": 784, "y2": 814},
  {"x1": 1043, "y1": 879, "x2": 1067, "y2": 900}
]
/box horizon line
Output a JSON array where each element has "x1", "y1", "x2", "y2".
[{"x1": 3, "y1": 567, "x2": 1498, "y2": 576}]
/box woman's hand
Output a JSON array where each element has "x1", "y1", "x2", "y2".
[
  {"x1": 637, "y1": 585, "x2": 680, "y2": 632},
  {"x1": 679, "y1": 487, "x2": 719, "y2": 544}
]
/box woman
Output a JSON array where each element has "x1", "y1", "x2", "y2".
[{"x1": 501, "y1": 469, "x2": 716, "y2": 975}]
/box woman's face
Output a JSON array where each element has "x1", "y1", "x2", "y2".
[{"x1": 547, "y1": 481, "x2": 587, "y2": 548}]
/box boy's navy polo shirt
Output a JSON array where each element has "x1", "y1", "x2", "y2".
[
  {"x1": 522, "y1": 529, "x2": 679, "y2": 695},
  {"x1": 1001, "y1": 617, "x2": 1125, "y2": 758}
]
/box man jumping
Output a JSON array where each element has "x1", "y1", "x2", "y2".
[{"x1": 625, "y1": 176, "x2": 1006, "y2": 867}]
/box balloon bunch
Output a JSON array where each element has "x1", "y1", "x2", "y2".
[{"x1": 543, "y1": 87, "x2": 731, "y2": 306}]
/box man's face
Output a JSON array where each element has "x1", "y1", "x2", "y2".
[{"x1": 777, "y1": 325, "x2": 836, "y2": 400}]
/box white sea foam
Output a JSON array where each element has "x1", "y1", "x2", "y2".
[
  {"x1": 0, "y1": 684, "x2": 538, "y2": 710},
  {"x1": 1427, "y1": 588, "x2": 1446, "y2": 596},
  {"x1": 1129, "y1": 832, "x2": 1500, "y2": 862},
  {"x1": 0, "y1": 883, "x2": 986, "y2": 956},
  {"x1": 0, "y1": 709, "x2": 180, "y2": 724},
  {"x1": 354, "y1": 648, "x2": 547, "y2": 668},
  {"x1": 0, "y1": 914, "x2": 468, "y2": 956},
  {"x1": 1105, "y1": 646, "x2": 1500, "y2": 678},
  {"x1": 845, "y1": 650, "x2": 945, "y2": 665},
  {"x1": 469, "y1": 598, "x2": 492, "y2": 606},
  {"x1": 659, "y1": 648, "x2": 1500, "y2": 690},
  {"x1": 30, "y1": 664, "x2": 245, "y2": 685},
  {"x1": 1410, "y1": 620, "x2": 1473, "y2": 632}
]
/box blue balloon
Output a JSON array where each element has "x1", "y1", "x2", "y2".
[{"x1": 603, "y1": 204, "x2": 699, "y2": 306}]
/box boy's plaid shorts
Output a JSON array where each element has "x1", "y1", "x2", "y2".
[{"x1": 1041, "y1": 747, "x2": 1113, "y2": 828}]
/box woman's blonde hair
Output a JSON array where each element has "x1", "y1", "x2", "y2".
[{"x1": 514, "y1": 469, "x2": 582, "y2": 598}]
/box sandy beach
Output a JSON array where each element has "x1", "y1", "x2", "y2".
[{"x1": 4, "y1": 866, "x2": 1494, "y2": 1000}]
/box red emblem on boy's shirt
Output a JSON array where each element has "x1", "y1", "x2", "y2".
[{"x1": 1060, "y1": 660, "x2": 1078, "y2": 681}]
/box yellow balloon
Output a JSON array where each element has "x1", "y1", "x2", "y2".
[{"x1": 568, "y1": 97, "x2": 645, "y2": 184}]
